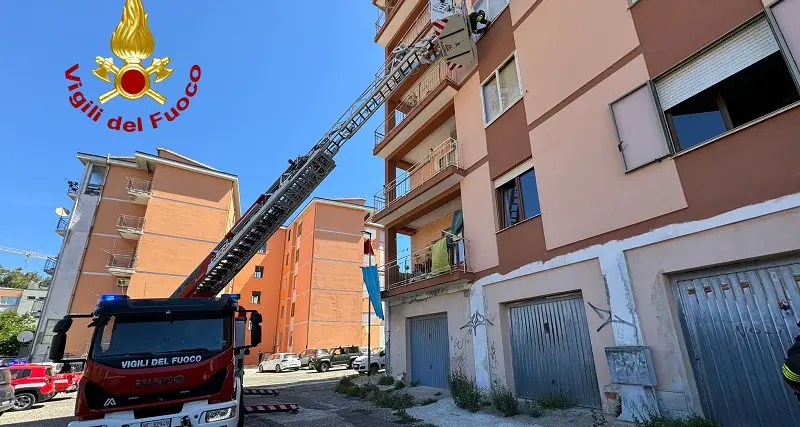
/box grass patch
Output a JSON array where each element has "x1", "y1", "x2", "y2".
[
  {"x1": 409, "y1": 379, "x2": 420, "y2": 387},
  {"x1": 371, "y1": 391, "x2": 416, "y2": 410},
  {"x1": 633, "y1": 415, "x2": 722, "y2": 427},
  {"x1": 346, "y1": 385, "x2": 361, "y2": 397},
  {"x1": 378, "y1": 375, "x2": 396, "y2": 386},
  {"x1": 536, "y1": 393, "x2": 573, "y2": 409},
  {"x1": 448, "y1": 368, "x2": 482, "y2": 412},
  {"x1": 525, "y1": 401, "x2": 543, "y2": 418},
  {"x1": 419, "y1": 398, "x2": 437, "y2": 406},
  {"x1": 334, "y1": 376, "x2": 355, "y2": 394},
  {"x1": 359, "y1": 384, "x2": 381, "y2": 399},
  {"x1": 394, "y1": 381, "x2": 407, "y2": 390},
  {"x1": 490, "y1": 385, "x2": 519, "y2": 417}
]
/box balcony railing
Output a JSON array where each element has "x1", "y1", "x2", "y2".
[
  {"x1": 380, "y1": 235, "x2": 469, "y2": 290},
  {"x1": 375, "y1": 59, "x2": 456, "y2": 146},
  {"x1": 117, "y1": 214, "x2": 145, "y2": 233},
  {"x1": 106, "y1": 253, "x2": 136, "y2": 271},
  {"x1": 397, "y1": 6, "x2": 432, "y2": 50},
  {"x1": 375, "y1": 0, "x2": 403, "y2": 34},
  {"x1": 374, "y1": 137, "x2": 461, "y2": 212},
  {"x1": 55, "y1": 217, "x2": 69, "y2": 236},
  {"x1": 31, "y1": 299, "x2": 44, "y2": 316},
  {"x1": 126, "y1": 177, "x2": 153, "y2": 194},
  {"x1": 66, "y1": 180, "x2": 80, "y2": 199},
  {"x1": 43, "y1": 258, "x2": 57, "y2": 276}
]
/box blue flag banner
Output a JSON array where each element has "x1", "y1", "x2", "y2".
[{"x1": 361, "y1": 265, "x2": 384, "y2": 320}]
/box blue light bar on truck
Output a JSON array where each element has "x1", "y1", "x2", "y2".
[
  {"x1": 100, "y1": 294, "x2": 129, "y2": 302},
  {"x1": 228, "y1": 294, "x2": 241, "y2": 301}
]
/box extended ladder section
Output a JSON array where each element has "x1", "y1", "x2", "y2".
[{"x1": 172, "y1": 37, "x2": 440, "y2": 298}]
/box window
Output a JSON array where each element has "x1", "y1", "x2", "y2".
[
  {"x1": 251, "y1": 291, "x2": 261, "y2": 304},
  {"x1": 285, "y1": 254, "x2": 289, "y2": 266},
  {"x1": 85, "y1": 164, "x2": 106, "y2": 195},
  {"x1": 656, "y1": 17, "x2": 799, "y2": 152},
  {"x1": 293, "y1": 274, "x2": 297, "y2": 290},
  {"x1": 287, "y1": 230, "x2": 291, "y2": 241},
  {"x1": 482, "y1": 55, "x2": 522, "y2": 124},
  {"x1": 9, "y1": 369, "x2": 31, "y2": 380},
  {"x1": 254, "y1": 266, "x2": 264, "y2": 279},
  {"x1": 497, "y1": 168, "x2": 541, "y2": 229},
  {"x1": 297, "y1": 222, "x2": 303, "y2": 236},
  {"x1": 0, "y1": 296, "x2": 20, "y2": 305},
  {"x1": 27, "y1": 296, "x2": 36, "y2": 300},
  {"x1": 610, "y1": 82, "x2": 672, "y2": 171},
  {"x1": 289, "y1": 332, "x2": 293, "y2": 347},
  {"x1": 295, "y1": 248, "x2": 300, "y2": 263},
  {"x1": 472, "y1": 0, "x2": 509, "y2": 21},
  {"x1": 291, "y1": 303, "x2": 295, "y2": 317},
  {"x1": 280, "y1": 305, "x2": 285, "y2": 318},
  {"x1": 258, "y1": 243, "x2": 266, "y2": 254}
]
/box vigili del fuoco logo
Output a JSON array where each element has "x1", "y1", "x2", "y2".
[{"x1": 64, "y1": 0, "x2": 201, "y2": 132}]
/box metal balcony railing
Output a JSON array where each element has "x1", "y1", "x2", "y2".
[
  {"x1": 56, "y1": 217, "x2": 69, "y2": 236},
  {"x1": 43, "y1": 258, "x2": 57, "y2": 275},
  {"x1": 117, "y1": 214, "x2": 145, "y2": 232},
  {"x1": 106, "y1": 253, "x2": 136, "y2": 270},
  {"x1": 379, "y1": 234, "x2": 469, "y2": 290},
  {"x1": 31, "y1": 299, "x2": 44, "y2": 314},
  {"x1": 375, "y1": 59, "x2": 456, "y2": 146},
  {"x1": 126, "y1": 177, "x2": 153, "y2": 194},
  {"x1": 66, "y1": 180, "x2": 80, "y2": 199},
  {"x1": 397, "y1": 6, "x2": 432, "y2": 51},
  {"x1": 375, "y1": 0, "x2": 403, "y2": 34},
  {"x1": 374, "y1": 137, "x2": 461, "y2": 212}
]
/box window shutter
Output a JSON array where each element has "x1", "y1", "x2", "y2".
[
  {"x1": 655, "y1": 17, "x2": 779, "y2": 110},
  {"x1": 770, "y1": 0, "x2": 800, "y2": 82},
  {"x1": 498, "y1": 59, "x2": 522, "y2": 107},
  {"x1": 482, "y1": 76, "x2": 501, "y2": 121},
  {"x1": 610, "y1": 83, "x2": 671, "y2": 171}
]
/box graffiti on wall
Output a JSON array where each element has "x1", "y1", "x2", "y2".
[
  {"x1": 587, "y1": 301, "x2": 635, "y2": 333},
  {"x1": 460, "y1": 310, "x2": 493, "y2": 336},
  {"x1": 489, "y1": 341, "x2": 499, "y2": 372},
  {"x1": 450, "y1": 334, "x2": 471, "y2": 370}
]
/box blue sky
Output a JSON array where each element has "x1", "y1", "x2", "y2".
[{"x1": 0, "y1": 1, "x2": 388, "y2": 271}]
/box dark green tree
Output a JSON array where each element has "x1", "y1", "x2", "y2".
[
  {"x1": 0, "y1": 266, "x2": 48, "y2": 289},
  {"x1": 0, "y1": 312, "x2": 36, "y2": 356}
]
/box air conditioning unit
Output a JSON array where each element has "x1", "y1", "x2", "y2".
[{"x1": 116, "y1": 278, "x2": 130, "y2": 287}]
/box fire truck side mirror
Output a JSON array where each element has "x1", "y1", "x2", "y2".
[
  {"x1": 49, "y1": 333, "x2": 67, "y2": 361},
  {"x1": 53, "y1": 317, "x2": 73, "y2": 333},
  {"x1": 251, "y1": 312, "x2": 263, "y2": 324},
  {"x1": 251, "y1": 323, "x2": 262, "y2": 347}
]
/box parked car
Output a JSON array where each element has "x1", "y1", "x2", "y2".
[
  {"x1": 298, "y1": 348, "x2": 329, "y2": 369},
  {"x1": 52, "y1": 361, "x2": 84, "y2": 394},
  {"x1": 9, "y1": 364, "x2": 55, "y2": 411},
  {"x1": 352, "y1": 349, "x2": 386, "y2": 375},
  {"x1": 0, "y1": 368, "x2": 14, "y2": 417},
  {"x1": 258, "y1": 353, "x2": 301, "y2": 373},
  {"x1": 309, "y1": 346, "x2": 363, "y2": 372}
]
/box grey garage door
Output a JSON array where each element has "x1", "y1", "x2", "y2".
[
  {"x1": 673, "y1": 259, "x2": 800, "y2": 427},
  {"x1": 509, "y1": 294, "x2": 601, "y2": 408},
  {"x1": 409, "y1": 314, "x2": 450, "y2": 388}
]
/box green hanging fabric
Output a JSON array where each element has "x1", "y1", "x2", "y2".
[{"x1": 432, "y1": 237, "x2": 450, "y2": 274}]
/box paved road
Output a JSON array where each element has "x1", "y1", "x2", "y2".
[{"x1": 0, "y1": 366, "x2": 366, "y2": 427}]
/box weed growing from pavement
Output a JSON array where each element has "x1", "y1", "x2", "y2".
[
  {"x1": 525, "y1": 401, "x2": 543, "y2": 418},
  {"x1": 536, "y1": 393, "x2": 574, "y2": 409},
  {"x1": 632, "y1": 412, "x2": 722, "y2": 427},
  {"x1": 409, "y1": 379, "x2": 420, "y2": 387},
  {"x1": 447, "y1": 367, "x2": 482, "y2": 412},
  {"x1": 335, "y1": 376, "x2": 355, "y2": 394},
  {"x1": 394, "y1": 381, "x2": 407, "y2": 390},
  {"x1": 378, "y1": 375, "x2": 396, "y2": 386},
  {"x1": 490, "y1": 383, "x2": 520, "y2": 417},
  {"x1": 393, "y1": 407, "x2": 422, "y2": 424},
  {"x1": 591, "y1": 409, "x2": 609, "y2": 427},
  {"x1": 419, "y1": 398, "x2": 437, "y2": 406}
]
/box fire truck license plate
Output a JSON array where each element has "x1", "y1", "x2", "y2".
[{"x1": 142, "y1": 419, "x2": 171, "y2": 427}]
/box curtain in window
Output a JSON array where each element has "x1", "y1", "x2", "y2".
[
  {"x1": 498, "y1": 59, "x2": 522, "y2": 107},
  {"x1": 483, "y1": 75, "x2": 501, "y2": 120}
]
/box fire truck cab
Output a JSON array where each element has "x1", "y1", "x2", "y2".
[{"x1": 49, "y1": 293, "x2": 261, "y2": 427}]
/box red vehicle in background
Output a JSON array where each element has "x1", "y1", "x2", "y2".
[
  {"x1": 43, "y1": 362, "x2": 84, "y2": 394},
  {"x1": 9, "y1": 364, "x2": 56, "y2": 411}
]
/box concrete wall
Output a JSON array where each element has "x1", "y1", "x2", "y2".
[{"x1": 386, "y1": 286, "x2": 473, "y2": 379}]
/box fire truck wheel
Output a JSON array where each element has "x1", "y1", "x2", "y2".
[
  {"x1": 12, "y1": 393, "x2": 36, "y2": 411},
  {"x1": 275, "y1": 364, "x2": 282, "y2": 373}
]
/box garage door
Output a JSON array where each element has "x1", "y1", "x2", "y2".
[
  {"x1": 509, "y1": 294, "x2": 601, "y2": 408},
  {"x1": 673, "y1": 259, "x2": 800, "y2": 427},
  {"x1": 409, "y1": 314, "x2": 450, "y2": 388}
]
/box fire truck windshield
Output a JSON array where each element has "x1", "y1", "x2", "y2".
[{"x1": 90, "y1": 314, "x2": 231, "y2": 364}]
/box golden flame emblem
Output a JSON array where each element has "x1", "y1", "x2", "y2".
[{"x1": 92, "y1": 0, "x2": 173, "y2": 104}]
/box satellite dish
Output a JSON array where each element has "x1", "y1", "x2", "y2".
[
  {"x1": 16, "y1": 331, "x2": 34, "y2": 343},
  {"x1": 55, "y1": 207, "x2": 70, "y2": 217}
]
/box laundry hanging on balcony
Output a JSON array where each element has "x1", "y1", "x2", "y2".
[
  {"x1": 361, "y1": 265, "x2": 384, "y2": 320},
  {"x1": 431, "y1": 238, "x2": 450, "y2": 274}
]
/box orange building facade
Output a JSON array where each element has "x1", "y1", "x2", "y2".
[
  {"x1": 230, "y1": 198, "x2": 385, "y2": 365},
  {"x1": 32, "y1": 148, "x2": 240, "y2": 361}
]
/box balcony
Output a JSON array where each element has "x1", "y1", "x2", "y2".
[
  {"x1": 30, "y1": 299, "x2": 44, "y2": 318},
  {"x1": 66, "y1": 180, "x2": 79, "y2": 200},
  {"x1": 374, "y1": 58, "x2": 458, "y2": 157},
  {"x1": 376, "y1": 0, "x2": 428, "y2": 47},
  {"x1": 116, "y1": 215, "x2": 145, "y2": 240},
  {"x1": 380, "y1": 235, "x2": 472, "y2": 296},
  {"x1": 106, "y1": 253, "x2": 136, "y2": 277},
  {"x1": 372, "y1": 138, "x2": 464, "y2": 225},
  {"x1": 126, "y1": 177, "x2": 153, "y2": 205},
  {"x1": 55, "y1": 217, "x2": 69, "y2": 237},
  {"x1": 43, "y1": 258, "x2": 57, "y2": 276}
]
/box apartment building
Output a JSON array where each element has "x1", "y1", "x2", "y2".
[
  {"x1": 267, "y1": 198, "x2": 385, "y2": 356},
  {"x1": 370, "y1": 0, "x2": 800, "y2": 425},
  {"x1": 0, "y1": 288, "x2": 22, "y2": 313},
  {"x1": 31, "y1": 148, "x2": 240, "y2": 361}
]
